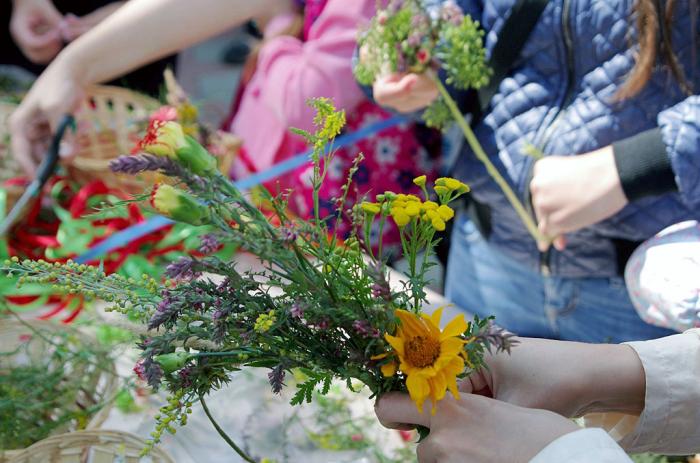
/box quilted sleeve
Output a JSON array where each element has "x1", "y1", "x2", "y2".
[
  {"x1": 612, "y1": 95, "x2": 700, "y2": 207},
  {"x1": 658, "y1": 95, "x2": 700, "y2": 208}
]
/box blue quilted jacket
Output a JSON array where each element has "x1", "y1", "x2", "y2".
[{"x1": 423, "y1": 0, "x2": 700, "y2": 277}]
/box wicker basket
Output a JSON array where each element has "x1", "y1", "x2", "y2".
[
  {"x1": 1, "y1": 430, "x2": 174, "y2": 463},
  {"x1": 63, "y1": 85, "x2": 162, "y2": 193},
  {"x1": 0, "y1": 320, "x2": 119, "y2": 458},
  {"x1": 0, "y1": 101, "x2": 26, "y2": 212}
]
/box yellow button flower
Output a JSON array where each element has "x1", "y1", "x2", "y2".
[
  {"x1": 413, "y1": 175, "x2": 427, "y2": 187},
  {"x1": 391, "y1": 208, "x2": 411, "y2": 227},
  {"x1": 437, "y1": 205, "x2": 455, "y2": 221},
  {"x1": 404, "y1": 202, "x2": 421, "y2": 217},
  {"x1": 360, "y1": 201, "x2": 381, "y2": 215},
  {"x1": 431, "y1": 217, "x2": 446, "y2": 231},
  {"x1": 421, "y1": 201, "x2": 438, "y2": 211}
]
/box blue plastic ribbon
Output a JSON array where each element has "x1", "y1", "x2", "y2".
[{"x1": 75, "y1": 115, "x2": 408, "y2": 263}]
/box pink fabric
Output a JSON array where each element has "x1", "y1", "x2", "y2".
[{"x1": 230, "y1": 0, "x2": 373, "y2": 175}]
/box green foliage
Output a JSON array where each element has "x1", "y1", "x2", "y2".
[
  {"x1": 0, "y1": 322, "x2": 115, "y2": 449},
  {"x1": 355, "y1": 0, "x2": 491, "y2": 129},
  {"x1": 290, "y1": 371, "x2": 333, "y2": 406}
]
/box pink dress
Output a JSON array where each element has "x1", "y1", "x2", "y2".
[{"x1": 229, "y1": 0, "x2": 441, "y2": 256}]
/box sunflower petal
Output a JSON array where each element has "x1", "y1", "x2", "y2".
[
  {"x1": 396, "y1": 310, "x2": 427, "y2": 337},
  {"x1": 440, "y1": 337, "x2": 467, "y2": 357},
  {"x1": 406, "y1": 374, "x2": 430, "y2": 413},
  {"x1": 440, "y1": 313, "x2": 467, "y2": 340},
  {"x1": 428, "y1": 306, "x2": 444, "y2": 328},
  {"x1": 385, "y1": 334, "x2": 405, "y2": 357},
  {"x1": 381, "y1": 362, "x2": 397, "y2": 377}
]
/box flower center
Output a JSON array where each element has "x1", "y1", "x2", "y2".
[{"x1": 404, "y1": 335, "x2": 441, "y2": 368}]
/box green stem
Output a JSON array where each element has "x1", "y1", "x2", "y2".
[
  {"x1": 433, "y1": 78, "x2": 545, "y2": 243},
  {"x1": 200, "y1": 395, "x2": 257, "y2": 463}
]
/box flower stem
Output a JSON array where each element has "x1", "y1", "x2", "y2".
[
  {"x1": 433, "y1": 77, "x2": 545, "y2": 243},
  {"x1": 200, "y1": 395, "x2": 257, "y2": 463}
]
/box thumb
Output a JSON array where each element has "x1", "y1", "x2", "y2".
[{"x1": 375, "y1": 392, "x2": 431, "y2": 429}]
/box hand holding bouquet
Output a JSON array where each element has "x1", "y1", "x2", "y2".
[
  {"x1": 3, "y1": 99, "x2": 515, "y2": 460},
  {"x1": 356, "y1": 0, "x2": 546, "y2": 243}
]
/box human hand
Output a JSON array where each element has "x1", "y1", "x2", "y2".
[
  {"x1": 529, "y1": 146, "x2": 628, "y2": 251},
  {"x1": 10, "y1": 0, "x2": 64, "y2": 64},
  {"x1": 59, "y1": 2, "x2": 125, "y2": 42},
  {"x1": 372, "y1": 73, "x2": 439, "y2": 113},
  {"x1": 8, "y1": 58, "x2": 84, "y2": 175},
  {"x1": 459, "y1": 337, "x2": 646, "y2": 418},
  {"x1": 376, "y1": 392, "x2": 579, "y2": 463}
]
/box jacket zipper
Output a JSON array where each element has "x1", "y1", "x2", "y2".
[{"x1": 536, "y1": 0, "x2": 575, "y2": 276}]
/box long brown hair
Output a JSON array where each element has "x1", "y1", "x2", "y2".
[{"x1": 616, "y1": 0, "x2": 696, "y2": 99}]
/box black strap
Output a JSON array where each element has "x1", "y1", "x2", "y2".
[{"x1": 476, "y1": 0, "x2": 550, "y2": 117}]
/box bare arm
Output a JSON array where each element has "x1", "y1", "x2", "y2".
[
  {"x1": 61, "y1": 0, "x2": 278, "y2": 86},
  {"x1": 9, "y1": 0, "x2": 280, "y2": 174}
]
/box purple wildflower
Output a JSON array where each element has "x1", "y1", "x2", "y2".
[
  {"x1": 148, "y1": 291, "x2": 181, "y2": 330},
  {"x1": 267, "y1": 365, "x2": 286, "y2": 394},
  {"x1": 289, "y1": 301, "x2": 304, "y2": 319},
  {"x1": 353, "y1": 320, "x2": 381, "y2": 339},
  {"x1": 477, "y1": 320, "x2": 519, "y2": 354},
  {"x1": 199, "y1": 234, "x2": 221, "y2": 254},
  {"x1": 278, "y1": 226, "x2": 298, "y2": 244},
  {"x1": 142, "y1": 356, "x2": 164, "y2": 390},
  {"x1": 109, "y1": 154, "x2": 184, "y2": 176},
  {"x1": 178, "y1": 364, "x2": 194, "y2": 388},
  {"x1": 315, "y1": 318, "x2": 330, "y2": 330},
  {"x1": 165, "y1": 257, "x2": 201, "y2": 281}
]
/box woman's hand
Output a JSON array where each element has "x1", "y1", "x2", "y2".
[
  {"x1": 460, "y1": 337, "x2": 646, "y2": 418},
  {"x1": 376, "y1": 392, "x2": 579, "y2": 463},
  {"x1": 529, "y1": 146, "x2": 628, "y2": 251},
  {"x1": 8, "y1": 57, "x2": 84, "y2": 175},
  {"x1": 372, "y1": 72, "x2": 438, "y2": 113},
  {"x1": 10, "y1": 0, "x2": 64, "y2": 64}
]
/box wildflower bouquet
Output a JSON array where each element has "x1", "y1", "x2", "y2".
[
  {"x1": 355, "y1": 0, "x2": 545, "y2": 243},
  {"x1": 2, "y1": 99, "x2": 515, "y2": 460}
]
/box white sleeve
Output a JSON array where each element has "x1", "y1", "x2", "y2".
[
  {"x1": 530, "y1": 428, "x2": 632, "y2": 463},
  {"x1": 617, "y1": 329, "x2": 700, "y2": 454}
]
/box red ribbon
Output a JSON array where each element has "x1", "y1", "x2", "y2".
[{"x1": 4, "y1": 177, "x2": 188, "y2": 322}]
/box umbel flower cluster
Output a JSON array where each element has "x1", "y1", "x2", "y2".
[{"x1": 2, "y1": 99, "x2": 515, "y2": 459}]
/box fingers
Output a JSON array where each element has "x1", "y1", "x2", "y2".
[
  {"x1": 416, "y1": 440, "x2": 438, "y2": 463},
  {"x1": 373, "y1": 73, "x2": 438, "y2": 112},
  {"x1": 375, "y1": 392, "x2": 431, "y2": 429}
]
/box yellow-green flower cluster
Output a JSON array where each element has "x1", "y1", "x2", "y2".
[
  {"x1": 310, "y1": 97, "x2": 346, "y2": 144},
  {"x1": 254, "y1": 310, "x2": 277, "y2": 333},
  {"x1": 433, "y1": 177, "x2": 470, "y2": 202}
]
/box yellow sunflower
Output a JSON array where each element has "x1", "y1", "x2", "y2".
[{"x1": 384, "y1": 307, "x2": 467, "y2": 413}]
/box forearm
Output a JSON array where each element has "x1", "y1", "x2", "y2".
[
  {"x1": 577, "y1": 343, "x2": 646, "y2": 416},
  {"x1": 55, "y1": 0, "x2": 277, "y2": 86}
]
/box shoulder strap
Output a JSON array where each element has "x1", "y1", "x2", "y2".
[{"x1": 476, "y1": 0, "x2": 550, "y2": 116}]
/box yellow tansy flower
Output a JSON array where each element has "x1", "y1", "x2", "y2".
[
  {"x1": 431, "y1": 217, "x2": 446, "y2": 231},
  {"x1": 437, "y1": 205, "x2": 455, "y2": 221},
  {"x1": 421, "y1": 201, "x2": 438, "y2": 211},
  {"x1": 434, "y1": 185, "x2": 449, "y2": 195},
  {"x1": 404, "y1": 202, "x2": 421, "y2": 217},
  {"x1": 361, "y1": 201, "x2": 381, "y2": 215},
  {"x1": 413, "y1": 175, "x2": 427, "y2": 187},
  {"x1": 391, "y1": 208, "x2": 411, "y2": 227},
  {"x1": 385, "y1": 308, "x2": 467, "y2": 413}
]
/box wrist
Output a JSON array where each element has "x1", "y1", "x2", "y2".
[{"x1": 578, "y1": 344, "x2": 645, "y2": 416}]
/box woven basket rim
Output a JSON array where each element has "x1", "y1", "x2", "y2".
[
  {"x1": 0, "y1": 319, "x2": 119, "y2": 452},
  {"x1": 1, "y1": 429, "x2": 175, "y2": 463}
]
